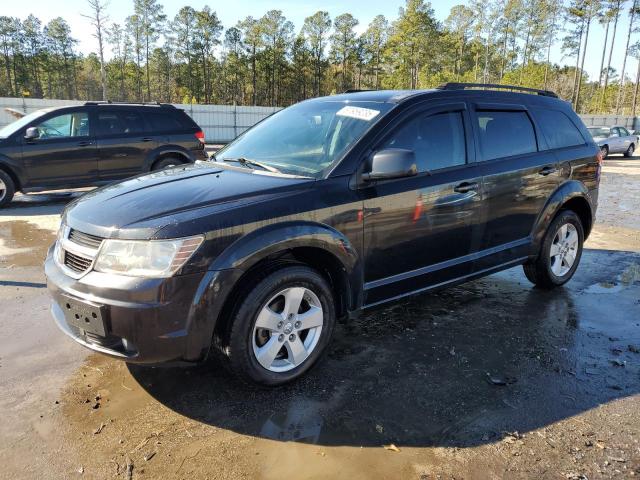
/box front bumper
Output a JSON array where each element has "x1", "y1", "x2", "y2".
[{"x1": 45, "y1": 246, "x2": 222, "y2": 364}]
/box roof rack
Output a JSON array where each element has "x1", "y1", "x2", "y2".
[
  {"x1": 437, "y1": 82, "x2": 558, "y2": 98},
  {"x1": 342, "y1": 89, "x2": 379, "y2": 93},
  {"x1": 84, "y1": 101, "x2": 175, "y2": 108}
]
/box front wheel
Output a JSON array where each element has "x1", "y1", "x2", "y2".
[
  {"x1": 0, "y1": 170, "x2": 15, "y2": 208},
  {"x1": 624, "y1": 143, "x2": 635, "y2": 158},
  {"x1": 523, "y1": 210, "x2": 584, "y2": 289},
  {"x1": 225, "y1": 265, "x2": 336, "y2": 385},
  {"x1": 601, "y1": 145, "x2": 609, "y2": 159}
]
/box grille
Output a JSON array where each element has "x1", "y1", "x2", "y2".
[
  {"x1": 64, "y1": 250, "x2": 93, "y2": 274},
  {"x1": 68, "y1": 229, "x2": 104, "y2": 249}
]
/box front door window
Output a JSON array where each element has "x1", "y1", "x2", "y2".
[{"x1": 34, "y1": 112, "x2": 90, "y2": 139}]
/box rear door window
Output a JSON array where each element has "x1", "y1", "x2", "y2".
[
  {"x1": 532, "y1": 108, "x2": 585, "y2": 149},
  {"x1": 619, "y1": 127, "x2": 630, "y2": 136},
  {"x1": 97, "y1": 110, "x2": 145, "y2": 136},
  {"x1": 475, "y1": 110, "x2": 537, "y2": 161}
]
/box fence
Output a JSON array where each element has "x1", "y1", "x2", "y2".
[
  {"x1": 579, "y1": 114, "x2": 640, "y2": 131},
  {"x1": 0, "y1": 97, "x2": 281, "y2": 143},
  {"x1": 2, "y1": 97, "x2": 640, "y2": 143}
]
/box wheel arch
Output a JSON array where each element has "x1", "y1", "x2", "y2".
[
  {"x1": 205, "y1": 221, "x2": 362, "y2": 351},
  {"x1": 146, "y1": 147, "x2": 192, "y2": 171},
  {"x1": 0, "y1": 162, "x2": 21, "y2": 191},
  {"x1": 532, "y1": 180, "x2": 594, "y2": 249}
]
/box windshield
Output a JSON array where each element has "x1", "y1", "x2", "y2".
[
  {"x1": 0, "y1": 109, "x2": 52, "y2": 138},
  {"x1": 215, "y1": 100, "x2": 394, "y2": 177},
  {"x1": 588, "y1": 127, "x2": 610, "y2": 137}
]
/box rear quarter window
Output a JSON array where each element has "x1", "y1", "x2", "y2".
[
  {"x1": 475, "y1": 110, "x2": 537, "y2": 161},
  {"x1": 532, "y1": 108, "x2": 586, "y2": 149},
  {"x1": 145, "y1": 111, "x2": 185, "y2": 132}
]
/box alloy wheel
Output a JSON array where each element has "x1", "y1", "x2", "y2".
[
  {"x1": 0, "y1": 178, "x2": 6, "y2": 202},
  {"x1": 549, "y1": 223, "x2": 579, "y2": 277},
  {"x1": 252, "y1": 286, "x2": 324, "y2": 372}
]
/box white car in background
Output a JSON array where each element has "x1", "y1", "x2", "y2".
[{"x1": 587, "y1": 125, "x2": 638, "y2": 158}]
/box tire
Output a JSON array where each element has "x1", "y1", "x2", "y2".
[
  {"x1": 152, "y1": 157, "x2": 182, "y2": 171},
  {"x1": 624, "y1": 143, "x2": 635, "y2": 158},
  {"x1": 601, "y1": 145, "x2": 609, "y2": 159},
  {"x1": 225, "y1": 265, "x2": 336, "y2": 386},
  {"x1": 523, "y1": 210, "x2": 584, "y2": 289},
  {"x1": 0, "y1": 170, "x2": 15, "y2": 208}
]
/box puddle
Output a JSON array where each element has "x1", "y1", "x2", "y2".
[
  {"x1": 582, "y1": 262, "x2": 640, "y2": 294},
  {"x1": 0, "y1": 220, "x2": 56, "y2": 267}
]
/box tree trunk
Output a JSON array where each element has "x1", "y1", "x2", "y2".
[
  {"x1": 572, "y1": 16, "x2": 585, "y2": 107},
  {"x1": 601, "y1": 1, "x2": 621, "y2": 112},
  {"x1": 145, "y1": 36, "x2": 150, "y2": 101},
  {"x1": 500, "y1": 23, "x2": 509, "y2": 81},
  {"x1": 632, "y1": 52, "x2": 640, "y2": 115},
  {"x1": 519, "y1": 25, "x2": 532, "y2": 85},
  {"x1": 252, "y1": 44, "x2": 257, "y2": 105},
  {"x1": 576, "y1": 16, "x2": 593, "y2": 112},
  {"x1": 616, "y1": 0, "x2": 637, "y2": 114},
  {"x1": 2, "y1": 46, "x2": 14, "y2": 97},
  {"x1": 598, "y1": 19, "x2": 610, "y2": 87}
]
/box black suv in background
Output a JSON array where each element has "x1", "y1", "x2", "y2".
[
  {"x1": 0, "y1": 102, "x2": 207, "y2": 207},
  {"x1": 45, "y1": 84, "x2": 600, "y2": 385}
]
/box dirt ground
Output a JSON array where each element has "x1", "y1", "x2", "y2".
[{"x1": 1, "y1": 157, "x2": 639, "y2": 480}]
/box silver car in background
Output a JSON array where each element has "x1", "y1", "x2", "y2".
[{"x1": 587, "y1": 125, "x2": 638, "y2": 158}]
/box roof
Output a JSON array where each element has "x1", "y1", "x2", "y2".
[{"x1": 312, "y1": 84, "x2": 565, "y2": 105}]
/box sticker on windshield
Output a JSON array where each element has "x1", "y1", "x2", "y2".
[{"x1": 336, "y1": 106, "x2": 380, "y2": 121}]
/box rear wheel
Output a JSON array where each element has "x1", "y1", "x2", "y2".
[
  {"x1": 225, "y1": 265, "x2": 335, "y2": 386},
  {"x1": 601, "y1": 145, "x2": 609, "y2": 159},
  {"x1": 0, "y1": 170, "x2": 15, "y2": 208},
  {"x1": 624, "y1": 143, "x2": 635, "y2": 157},
  {"x1": 152, "y1": 157, "x2": 182, "y2": 170},
  {"x1": 523, "y1": 210, "x2": 584, "y2": 289}
]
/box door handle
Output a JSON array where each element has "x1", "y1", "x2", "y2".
[
  {"x1": 539, "y1": 166, "x2": 557, "y2": 176},
  {"x1": 141, "y1": 137, "x2": 153, "y2": 142},
  {"x1": 453, "y1": 182, "x2": 478, "y2": 193},
  {"x1": 77, "y1": 141, "x2": 92, "y2": 147}
]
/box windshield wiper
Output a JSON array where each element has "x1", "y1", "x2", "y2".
[{"x1": 220, "y1": 157, "x2": 281, "y2": 173}]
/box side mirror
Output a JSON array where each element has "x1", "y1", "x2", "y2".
[
  {"x1": 362, "y1": 148, "x2": 418, "y2": 182},
  {"x1": 24, "y1": 127, "x2": 39, "y2": 140}
]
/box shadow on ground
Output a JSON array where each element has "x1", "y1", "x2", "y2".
[{"x1": 128, "y1": 248, "x2": 640, "y2": 448}]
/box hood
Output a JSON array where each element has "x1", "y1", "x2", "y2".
[{"x1": 63, "y1": 162, "x2": 313, "y2": 239}]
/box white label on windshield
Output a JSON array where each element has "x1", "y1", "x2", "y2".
[{"x1": 336, "y1": 106, "x2": 380, "y2": 121}]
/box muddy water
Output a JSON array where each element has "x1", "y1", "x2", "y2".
[
  {"x1": 0, "y1": 220, "x2": 56, "y2": 267},
  {"x1": 52, "y1": 248, "x2": 640, "y2": 479}
]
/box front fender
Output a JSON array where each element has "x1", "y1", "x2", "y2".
[
  {"x1": 0, "y1": 155, "x2": 26, "y2": 190},
  {"x1": 210, "y1": 220, "x2": 360, "y2": 278},
  {"x1": 185, "y1": 221, "x2": 362, "y2": 360},
  {"x1": 531, "y1": 180, "x2": 594, "y2": 249}
]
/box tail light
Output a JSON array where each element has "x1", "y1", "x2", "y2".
[{"x1": 195, "y1": 130, "x2": 205, "y2": 144}]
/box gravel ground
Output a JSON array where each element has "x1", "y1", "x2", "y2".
[{"x1": 0, "y1": 157, "x2": 639, "y2": 480}]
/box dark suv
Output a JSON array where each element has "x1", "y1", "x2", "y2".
[
  {"x1": 0, "y1": 102, "x2": 207, "y2": 207},
  {"x1": 45, "y1": 84, "x2": 600, "y2": 385}
]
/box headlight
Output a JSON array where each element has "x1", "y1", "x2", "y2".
[{"x1": 94, "y1": 236, "x2": 203, "y2": 278}]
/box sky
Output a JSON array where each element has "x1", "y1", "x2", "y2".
[{"x1": 3, "y1": 0, "x2": 639, "y2": 84}]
